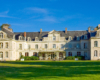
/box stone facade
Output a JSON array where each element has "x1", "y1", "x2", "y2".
[{"x1": 0, "y1": 24, "x2": 100, "y2": 61}]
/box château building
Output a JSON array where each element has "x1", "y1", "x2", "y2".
[{"x1": 0, "y1": 24, "x2": 100, "y2": 61}]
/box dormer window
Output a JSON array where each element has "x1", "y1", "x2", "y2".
[
  {"x1": 84, "y1": 35, "x2": 87, "y2": 39},
  {"x1": 27, "y1": 37, "x2": 31, "y2": 41},
  {"x1": 77, "y1": 36, "x2": 80, "y2": 41},
  {"x1": 19, "y1": 36, "x2": 22, "y2": 40},
  {"x1": 0, "y1": 33, "x2": 3, "y2": 38},
  {"x1": 69, "y1": 36, "x2": 72, "y2": 41},
  {"x1": 35, "y1": 37, "x2": 39, "y2": 41},
  {"x1": 53, "y1": 36, "x2": 56, "y2": 41}
]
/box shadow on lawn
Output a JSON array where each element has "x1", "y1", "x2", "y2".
[{"x1": 0, "y1": 61, "x2": 100, "y2": 80}]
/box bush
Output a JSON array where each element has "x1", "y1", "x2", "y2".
[
  {"x1": 75, "y1": 56, "x2": 85, "y2": 60},
  {"x1": 24, "y1": 56, "x2": 39, "y2": 60},
  {"x1": 65, "y1": 56, "x2": 75, "y2": 60}
]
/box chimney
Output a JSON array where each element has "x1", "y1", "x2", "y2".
[
  {"x1": 94, "y1": 28, "x2": 97, "y2": 31},
  {"x1": 24, "y1": 32, "x2": 26, "y2": 37},
  {"x1": 2, "y1": 24, "x2": 10, "y2": 29},
  {"x1": 65, "y1": 28, "x2": 67, "y2": 34},
  {"x1": 40, "y1": 29, "x2": 42, "y2": 34},
  {"x1": 88, "y1": 27, "x2": 90, "y2": 33}
]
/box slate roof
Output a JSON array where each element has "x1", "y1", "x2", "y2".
[
  {"x1": 2, "y1": 28, "x2": 14, "y2": 38},
  {"x1": 2, "y1": 27, "x2": 97, "y2": 41}
]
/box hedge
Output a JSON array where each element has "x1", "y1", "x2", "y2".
[{"x1": 65, "y1": 56, "x2": 85, "y2": 60}]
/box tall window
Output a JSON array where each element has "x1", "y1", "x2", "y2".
[
  {"x1": 28, "y1": 45, "x2": 31, "y2": 49},
  {"x1": 25, "y1": 52, "x2": 29, "y2": 56},
  {"x1": 45, "y1": 44, "x2": 47, "y2": 49},
  {"x1": 53, "y1": 36, "x2": 56, "y2": 41},
  {"x1": 33, "y1": 52, "x2": 37, "y2": 56},
  {"x1": 5, "y1": 52, "x2": 8, "y2": 58},
  {"x1": 77, "y1": 52, "x2": 81, "y2": 56},
  {"x1": 0, "y1": 33, "x2": 3, "y2": 38},
  {"x1": 53, "y1": 44, "x2": 56, "y2": 49},
  {"x1": 35, "y1": 44, "x2": 38, "y2": 49},
  {"x1": 84, "y1": 43, "x2": 87, "y2": 49},
  {"x1": 5, "y1": 42, "x2": 8, "y2": 48},
  {"x1": 68, "y1": 52, "x2": 72, "y2": 56},
  {"x1": 61, "y1": 44, "x2": 64, "y2": 49},
  {"x1": 0, "y1": 52, "x2": 3, "y2": 58},
  {"x1": 19, "y1": 52, "x2": 22, "y2": 58},
  {"x1": 76, "y1": 44, "x2": 80, "y2": 49},
  {"x1": 94, "y1": 50, "x2": 98, "y2": 57},
  {"x1": 19, "y1": 44, "x2": 22, "y2": 50},
  {"x1": 94, "y1": 41, "x2": 98, "y2": 47},
  {"x1": 0, "y1": 43, "x2": 3, "y2": 48}
]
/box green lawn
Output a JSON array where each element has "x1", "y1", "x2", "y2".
[{"x1": 0, "y1": 60, "x2": 100, "y2": 80}]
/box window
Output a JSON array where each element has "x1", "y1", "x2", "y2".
[
  {"x1": 35, "y1": 44, "x2": 38, "y2": 49},
  {"x1": 84, "y1": 43, "x2": 87, "y2": 49},
  {"x1": 69, "y1": 36, "x2": 72, "y2": 40},
  {"x1": 77, "y1": 36, "x2": 80, "y2": 41},
  {"x1": 5, "y1": 42, "x2": 8, "y2": 48},
  {"x1": 33, "y1": 52, "x2": 37, "y2": 56},
  {"x1": 84, "y1": 51, "x2": 87, "y2": 57},
  {"x1": 28, "y1": 45, "x2": 31, "y2": 49},
  {"x1": 94, "y1": 41, "x2": 98, "y2": 47},
  {"x1": 19, "y1": 36, "x2": 22, "y2": 40},
  {"x1": 68, "y1": 52, "x2": 72, "y2": 56},
  {"x1": 94, "y1": 50, "x2": 98, "y2": 57},
  {"x1": 84, "y1": 35, "x2": 87, "y2": 39},
  {"x1": 0, "y1": 33, "x2": 3, "y2": 38},
  {"x1": 53, "y1": 36, "x2": 56, "y2": 41},
  {"x1": 19, "y1": 52, "x2": 22, "y2": 58},
  {"x1": 77, "y1": 52, "x2": 81, "y2": 56},
  {"x1": 0, "y1": 43, "x2": 3, "y2": 48},
  {"x1": 45, "y1": 44, "x2": 47, "y2": 49},
  {"x1": 28, "y1": 38, "x2": 31, "y2": 41},
  {"x1": 61, "y1": 44, "x2": 64, "y2": 49},
  {"x1": 19, "y1": 44, "x2": 22, "y2": 50},
  {"x1": 35, "y1": 37, "x2": 39, "y2": 41},
  {"x1": 0, "y1": 52, "x2": 3, "y2": 58},
  {"x1": 25, "y1": 52, "x2": 29, "y2": 56},
  {"x1": 76, "y1": 44, "x2": 80, "y2": 49},
  {"x1": 53, "y1": 44, "x2": 56, "y2": 48},
  {"x1": 5, "y1": 52, "x2": 8, "y2": 58}
]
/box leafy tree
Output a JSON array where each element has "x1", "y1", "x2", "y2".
[{"x1": 0, "y1": 24, "x2": 10, "y2": 30}]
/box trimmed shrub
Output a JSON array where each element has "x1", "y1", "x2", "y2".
[
  {"x1": 65, "y1": 56, "x2": 75, "y2": 60},
  {"x1": 24, "y1": 56, "x2": 39, "y2": 60},
  {"x1": 75, "y1": 56, "x2": 85, "y2": 60}
]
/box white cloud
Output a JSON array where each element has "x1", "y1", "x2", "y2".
[{"x1": 27, "y1": 7, "x2": 48, "y2": 14}]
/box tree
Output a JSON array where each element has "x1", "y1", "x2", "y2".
[{"x1": 0, "y1": 24, "x2": 10, "y2": 30}]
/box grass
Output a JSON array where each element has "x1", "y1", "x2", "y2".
[{"x1": 0, "y1": 60, "x2": 100, "y2": 80}]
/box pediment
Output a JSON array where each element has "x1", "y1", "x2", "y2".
[{"x1": 48, "y1": 30, "x2": 60, "y2": 34}]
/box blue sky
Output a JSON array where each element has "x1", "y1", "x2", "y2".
[{"x1": 0, "y1": 0, "x2": 100, "y2": 32}]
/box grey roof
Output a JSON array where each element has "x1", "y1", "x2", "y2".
[
  {"x1": 2, "y1": 28, "x2": 14, "y2": 38},
  {"x1": 2, "y1": 27, "x2": 97, "y2": 41},
  {"x1": 14, "y1": 30, "x2": 96, "y2": 41}
]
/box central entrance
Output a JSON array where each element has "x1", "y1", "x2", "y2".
[{"x1": 51, "y1": 53, "x2": 55, "y2": 59}]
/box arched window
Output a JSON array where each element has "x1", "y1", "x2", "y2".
[
  {"x1": 0, "y1": 52, "x2": 3, "y2": 58},
  {"x1": 0, "y1": 33, "x2": 3, "y2": 38},
  {"x1": 0, "y1": 43, "x2": 3, "y2": 48},
  {"x1": 35, "y1": 44, "x2": 38, "y2": 49},
  {"x1": 5, "y1": 42, "x2": 8, "y2": 48},
  {"x1": 94, "y1": 50, "x2": 98, "y2": 57},
  {"x1": 5, "y1": 51, "x2": 8, "y2": 58},
  {"x1": 68, "y1": 52, "x2": 72, "y2": 56},
  {"x1": 94, "y1": 41, "x2": 98, "y2": 47},
  {"x1": 19, "y1": 36, "x2": 22, "y2": 40}
]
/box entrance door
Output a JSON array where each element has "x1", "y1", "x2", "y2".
[
  {"x1": 51, "y1": 53, "x2": 55, "y2": 59},
  {"x1": 42, "y1": 53, "x2": 45, "y2": 60},
  {"x1": 59, "y1": 52, "x2": 63, "y2": 60}
]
